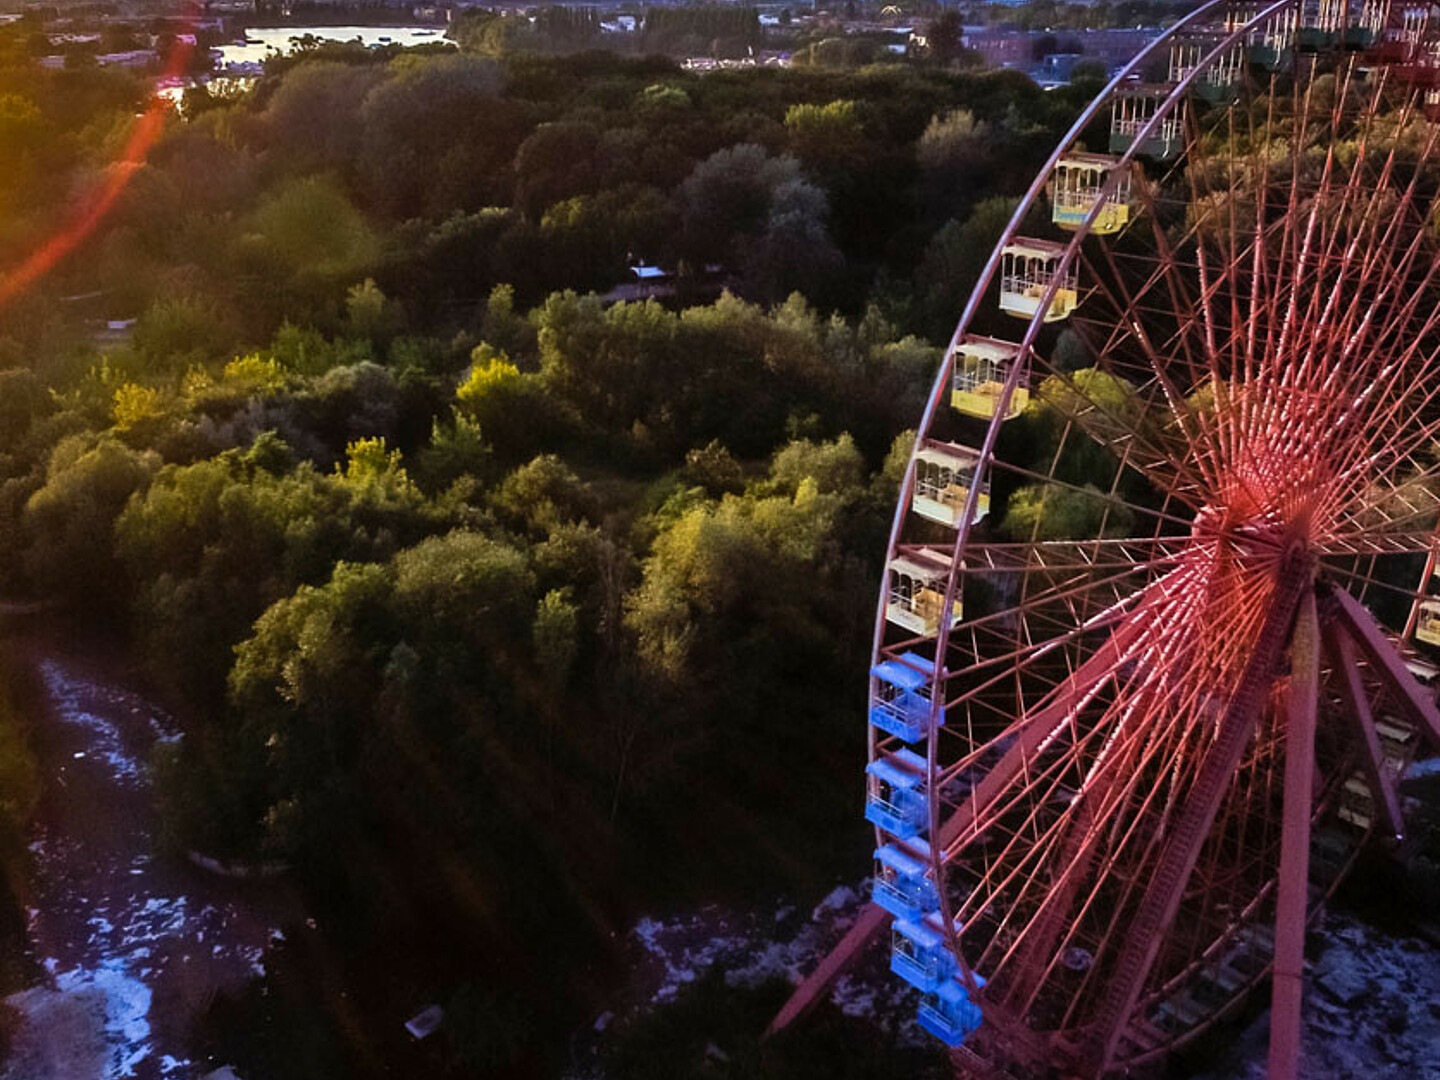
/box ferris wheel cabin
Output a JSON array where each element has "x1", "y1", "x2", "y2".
[
  {"x1": 1415, "y1": 599, "x2": 1440, "y2": 646},
  {"x1": 1298, "y1": 0, "x2": 1345, "y2": 48},
  {"x1": 1110, "y1": 85, "x2": 1185, "y2": 161},
  {"x1": 1226, "y1": 2, "x2": 1293, "y2": 67},
  {"x1": 951, "y1": 335, "x2": 1030, "y2": 420},
  {"x1": 891, "y1": 915, "x2": 956, "y2": 992},
  {"x1": 886, "y1": 550, "x2": 961, "y2": 635},
  {"x1": 913, "y1": 441, "x2": 989, "y2": 528},
  {"x1": 872, "y1": 842, "x2": 939, "y2": 921},
  {"x1": 1368, "y1": 5, "x2": 1433, "y2": 64},
  {"x1": 1426, "y1": 85, "x2": 1440, "y2": 120},
  {"x1": 916, "y1": 975, "x2": 986, "y2": 1047},
  {"x1": 869, "y1": 652, "x2": 937, "y2": 742},
  {"x1": 1050, "y1": 153, "x2": 1134, "y2": 235},
  {"x1": 1169, "y1": 35, "x2": 1245, "y2": 102},
  {"x1": 865, "y1": 747, "x2": 930, "y2": 839},
  {"x1": 999, "y1": 238, "x2": 1078, "y2": 322},
  {"x1": 1347, "y1": 0, "x2": 1388, "y2": 47}
]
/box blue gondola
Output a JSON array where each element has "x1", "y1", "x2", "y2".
[
  {"x1": 872, "y1": 843, "x2": 938, "y2": 921},
  {"x1": 865, "y1": 749, "x2": 929, "y2": 839},
  {"x1": 917, "y1": 974, "x2": 987, "y2": 1047},
  {"x1": 891, "y1": 916, "x2": 956, "y2": 991},
  {"x1": 869, "y1": 653, "x2": 937, "y2": 742}
]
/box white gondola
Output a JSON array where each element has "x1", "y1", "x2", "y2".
[
  {"x1": 1337, "y1": 773, "x2": 1375, "y2": 830},
  {"x1": 1375, "y1": 712, "x2": 1417, "y2": 773},
  {"x1": 999, "y1": 238, "x2": 1078, "y2": 323},
  {"x1": 913, "y1": 442, "x2": 989, "y2": 528},
  {"x1": 886, "y1": 550, "x2": 961, "y2": 636},
  {"x1": 1351, "y1": 0, "x2": 1389, "y2": 46}
]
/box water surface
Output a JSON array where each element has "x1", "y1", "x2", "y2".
[{"x1": 3, "y1": 647, "x2": 297, "y2": 1080}]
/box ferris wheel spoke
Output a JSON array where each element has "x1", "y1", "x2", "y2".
[
  {"x1": 933, "y1": 554, "x2": 1204, "y2": 718},
  {"x1": 985, "y1": 607, "x2": 1225, "y2": 996},
  {"x1": 1074, "y1": 244, "x2": 1230, "y2": 493},
  {"x1": 942, "y1": 552, "x2": 1278, "y2": 843}
]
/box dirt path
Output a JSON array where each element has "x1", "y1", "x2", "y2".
[{"x1": 2, "y1": 637, "x2": 301, "y2": 1080}]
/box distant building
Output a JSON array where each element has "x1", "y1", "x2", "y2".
[
  {"x1": 965, "y1": 25, "x2": 1156, "y2": 76},
  {"x1": 97, "y1": 49, "x2": 159, "y2": 67},
  {"x1": 1032, "y1": 51, "x2": 1082, "y2": 87},
  {"x1": 962, "y1": 27, "x2": 1030, "y2": 67}
]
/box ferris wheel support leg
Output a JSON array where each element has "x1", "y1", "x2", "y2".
[
  {"x1": 1267, "y1": 589, "x2": 1320, "y2": 1080},
  {"x1": 1080, "y1": 549, "x2": 1313, "y2": 1078},
  {"x1": 1325, "y1": 585, "x2": 1440, "y2": 753},
  {"x1": 1322, "y1": 622, "x2": 1405, "y2": 842},
  {"x1": 763, "y1": 902, "x2": 891, "y2": 1037}
]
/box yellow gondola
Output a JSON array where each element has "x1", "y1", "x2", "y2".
[
  {"x1": 1049, "y1": 153, "x2": 1134, "y2": 236},
  {"x1": 951, "y1": 336, "x2": 1029, "y2": 421}
]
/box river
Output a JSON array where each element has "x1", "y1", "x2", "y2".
[
  {"x1": 216, "y1": 25, "x2": 447, "y2": 67},
  {"x1": 1, "y1": 631, "x2": 300, "y2": 1080}
]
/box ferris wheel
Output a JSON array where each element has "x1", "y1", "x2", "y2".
[{"x1": 770, "y1": 2, "x2": 1440, "y2": 1077}]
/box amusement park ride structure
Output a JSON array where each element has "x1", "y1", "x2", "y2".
[{"x1": 768, "y1": 1, "x2": 1440, "y2": 1077}]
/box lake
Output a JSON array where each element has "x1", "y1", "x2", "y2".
[{"x1": 217, "y1": 25, "x2": 449, "y2": 67}]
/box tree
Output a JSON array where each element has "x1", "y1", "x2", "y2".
[
  {"x1": 917, "y1": 196, "x2": 1021, "y2": 339},
  {"x1": 682, "y1": 440, "x2": 744, "y2": 495},
  {"x1": 784, "y1": 100, "x2": 863, "y2": 173},
  {"x1": 917, "y1": 109, "x2": 995, "y2": 222},
  {"x1": 678, "y1": 144, "x2": 805, "y2": 267},
  {"x1": 456, "y1": 345, "x2": 561, "y2": 465},
  {"x1": 415, "y1": 410, "x2": 491, "y2": 492},
  {"x1": 243, "y1": 176, "x2": 379, "y2": 292},
  {"x1": 0, "y1": 368, "x2": 43, "y2": 452},
  {"x1": 260, "y1": 61, "x2": 387, "y2": 175},
  {"x1": 344, "y1": 278, "x2": 403, "y2": 344},
  {"x1": 357, "y1": 55, "x2": 517, "y2": 217},
  {"x1": 112, "y1": 382, "x2": 165, "y2": 431},
  {"x1": 514, "y1": 121, "x2": 602, "y2": 220},
  {"x1": 479, "y1": 283, "x2": 535, "y2": 359},
  {"x1": 925, "y1": 11, "x2": 966, "y2": 66},
  {"x1": 133, "y1": 295, "x2": 235, "y2": 371},
  {"x1": 1002, "y1": 482, "x2": 1135, "y2": 541},
  {"x1": 768, "y1": 434, "x2": 865, "y2": 496},
  {"x1": 23, "y1": 436, "x2": 158, "y2": 604},
  {"x1": 743, "y1": 177, "x2": 843, "y2": 305},
  {"x1": 491, "y1": 454, "x2": 594, "y2": 537},
  {"x1": 393, "y1": 529, "x2": 533, "y2": 649}
]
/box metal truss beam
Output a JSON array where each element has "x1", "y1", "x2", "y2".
[{"x1": 1268, "y1": 589, "x2": 1319, "y2": 1080}]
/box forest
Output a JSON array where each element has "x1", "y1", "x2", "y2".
[{"x1": 0, "y1": 18, "x2": 1139, "y2": 1079}]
